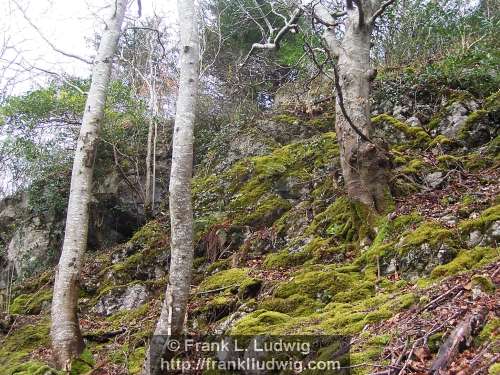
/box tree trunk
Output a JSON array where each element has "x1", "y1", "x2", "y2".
[
  {"x1": 333, "y1": 11, "x2": 390, "y2": 213},
  {"x1": 144, "y1": 115, "x2": 154, "y2": 218},
  {"x1": 145, "y1": 0, "x2": 200, "y2": 373},
  {"x1": 144, "y1": 50, "x2": 157, "y2": 219},
  {"x1": 50, "y1": 0, "x2": 127, "y2": 368}
]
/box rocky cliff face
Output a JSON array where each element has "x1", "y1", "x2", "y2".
[{"x1": 0, "y1": 80, "x2": 498, "y2": 374}]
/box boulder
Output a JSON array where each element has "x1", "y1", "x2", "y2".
[
  {"x1": 93, "y1": 283, "x2": 149, "y2": 316},
  {"x1": 424, "y1": 171, "x2": 444, "y2": 189}
]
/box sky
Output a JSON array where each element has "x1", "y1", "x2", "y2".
[{"x1": 0, "y1": 0, "x2": 178, "y2": 95}]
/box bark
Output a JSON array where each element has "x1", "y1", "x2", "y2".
[
  {"x1": 145, "y1": 0, "x2": 200, "y2": 373},
  {"x1": 325, "y1": 5, "x2": 390, "y2": 213},
  {"x1": 144, "y1": 48, "x2": 157, "y2": 219},
  {"x1": 50, "y1": 0, "x2": 127, "y2": 368},
  {"x1": 430, "y1": 307, "x2": 488, "y2": 373},
  {"x1": 144, "y1": 118, "x2": 154, "y2": 217}
]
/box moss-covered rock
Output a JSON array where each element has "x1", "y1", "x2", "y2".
[
  {"x1": 198, "y1": 268, "x2": 261, "y2": 298},
  {"x1": 372, "y1": 114, "x2": 432, "y2": 144},
  {"x1": 430, "y1": 247, "x2": 498, "y2": 278},
  {"x1": 0, "y1": 319, "x2": 52, "y2": 374},
  {"x1": 230, "y1": 309, "x2": 291, "y2": 335},
  {"x1": 9, "y1": 289, "x2": 52, "y2": 315}
]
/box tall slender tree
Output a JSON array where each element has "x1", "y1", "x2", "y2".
[
  {"x1": 145, "y1": 0, "x2": 200, "y2": 373},
  {"x1": 50, "y1": 0, "x2": 128, "y2": 368}
]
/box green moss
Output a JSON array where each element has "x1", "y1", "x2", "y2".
[
  {"x1": 106, "y1": 302, "x2": 150, "y2": 329},
  {"x1": 129, "y1": 220, "x2": 168, "y2": 249},
  {"x1": 198, "y1": 268, "x2": 260, "y2": 298},
  {"x1": 430, "y1": 247, "x2": 498, "y2": 278},
  {"x1": 402, "y1": 159, "x2": 425, "y2": 174},
  {"x1": 258, "y1": 294, "x2": 322, "y2": 317},
  {"x1": 332, "y1": 281, "x2": 375, "y2": 303},
  {"x1": 484, "y1": 90, "x2": 500, "y2": 112},
  {"x1": 430, "y1": 135, "x2": 453, "y2": 146},
  {"x1": 489, "y1": 363, "x2": 500, "y2": 375},
  {"x1": 0, "y1": 319, "x2": 51, "y2": 373},
  {"x1": 6, "y1": 362, "x2": 59, "y2": 375},
  {"x1": 477, "y1": 317, "x2": 499, "y2": 345},
  {"x1": 458, "y1": 110, "x2": 488, "y2": 140},
  {"x1": 232, "y1": 194, "x2": 292, "y2": 226},
  {"x1": 263, "y1": 247, "x2": 312, "y2": 269},
  {"x1": 464, "y1": 152, "x2": 494, "y2": 171},
  {"x1": 399, "y1": 221, "x2": 452, "y2": 253},
  {"x1": 471, "y1": 275, "x2": 496, "y2": 293},
  {"x1": 428, "y1": 333, "x2": 444, "y2": 353},
  {"x1": 274, "y1": 267, "x2": 357, "y2": 301},
  {"x1": 459, "y1": 204, "x2": 500, "y2": 233},
  {"x1": 10, "y1": 289, "x2": 52, "y2": 315},
  {"x1": 437, "y1": 155, "x2": 461, "y2": 168},
  {"x1": 230, "y1": 310, "x2": 291, "y2": 335},
  {"x1": 372, "y1": 114, "x2": 431, "y2": 143},
  {"x1": 364, "y1": 308, "x2": 393, "y2": 323},
  {"x1": 70, "y1": 348, "x2": 95, "y2": 374},
  {"x1": 391, "y1": 293, "x2": 417, "y2": 310},
  {"x1": 128, "y1": 347, "x2": 145, "y2": 374},
  {"x1": 206, "y1": 258, "x2": 230, "y2": 274},
  {"x1": 306, "y1": 197, "x2": 360, "y2": 242},
  {"x1": 272, "y1": 113, "x2": 300, "y2": 125}
]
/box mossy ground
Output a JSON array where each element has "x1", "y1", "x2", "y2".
[{"x1": 3, "y1": 87, "x2": 500, "y2": 374}]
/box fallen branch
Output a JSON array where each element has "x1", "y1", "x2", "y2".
[
  {"x1": 430, "y1": 307, "x2": 488, "y2": 374},
  {"x1": 83, "y1": 328, "x2": 127, "y2": 343},
  {"x1": 196, "y1": 284, "x2": 238, "y2": 295},
  {"x1": 418, "y1": 285, "x2": 464, "y2": 313}
]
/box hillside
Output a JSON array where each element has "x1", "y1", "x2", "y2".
[{"x1": 1, "y1": 62, "x2": 499, "y2": 374}]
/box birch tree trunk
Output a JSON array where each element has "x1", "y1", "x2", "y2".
[
  {"x1": 145, "y1": 0, "x2": 200, "y2": 373},
  {"x1": 50, "y1": 0, "x2": 127, "y2": 368}
]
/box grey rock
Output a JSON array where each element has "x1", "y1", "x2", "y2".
[
  {"x1": 406, "y1": 116, "x2": 421, "y2": 127},
  {"x1": 424, "y1": 171, "x2": 444, "y2": 189},
  {"x1": 7, "y1": 223, "x2": 52, "y2": 277},
  {"x1": 439, "y1": 102, "x2": 469, "y2": 138},
  {"x1": 467, "y1": 230, "x2": 483, "y2": 248},
  {"x1": 93, "y1": 283, "x2": 149, "y2": 316},
  {"x1": 121, "y1": 284, "x2": 149, "y2": 310},
  {"x1": 437, "y1": 244, "x2": 456, "y2": 264},
  {"x1": 440, "y1": 214, "x2": 458, "y2": 227},
  {"x1": 486, "y1": 221, "x2": 500, "y2": 240},
  {"x1": 386, "y1": 258, "x2": 397, "y2": 274}
]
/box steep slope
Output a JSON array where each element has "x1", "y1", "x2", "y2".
[{"x1": 1, "y1": 84, "x2": 499, "y2": 374}]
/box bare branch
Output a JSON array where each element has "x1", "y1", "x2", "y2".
[
  {"x1": 12, "y1": 0, "x2": 93, "y2": 65},
  {"x1": 353, "y1": 0, "x2": 365, "y2": 27},
  {"x1": 311, "y1": 3, "x2": 346, "y2": 27},
  {"x1": 124, "y1": 26, "x2": 167, "y2": 58},
  {"x1": 253, "y1": 0, "x2": 275, "y2": 36},
  {"x1": 137, "y1": 0, "x2": 142, "y2": 17},
  {"x1": 369, "y1": 0, "x2": 397, "y2": 25},
  {"x1": 239, "y1": 7, "x2": 303, "y2": 67}
]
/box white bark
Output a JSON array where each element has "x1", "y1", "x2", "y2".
[
  {"x1": 323, "y1": 2, "x2": 391, "y2": 212},
  {"x1": 145, "y1": 0, "x2": 200, "y2": 373},
  {"x1": 50, "y1": 0, "x2": 128, "y2": 368}
]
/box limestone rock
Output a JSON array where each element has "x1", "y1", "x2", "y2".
[{"x1": 93, "y1": 284, "x2": 149, "y2": 316}]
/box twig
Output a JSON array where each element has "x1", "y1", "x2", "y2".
[
  {"x1": 418, "y1": 285, "x2": 464, "y2": 313},
  {"x1": 196, "y1": 284, "x2": 238, "y2": 295}
]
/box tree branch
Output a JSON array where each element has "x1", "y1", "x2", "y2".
[
  {"x1": 13, "y1": 1, "x2": 93, "y2": 65},
  {"x1": 369, "y1": 0, "x2": 397, "y2": 25},
  {"x1": 353, "y1": 0, "x2": 365, "y2": 27},
  {"x1": 311, "y1": 3, "x2": 345, "y2": 27},
  {"x1": 239, "y1": 7, "x2": 302, "y2": 68}
]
